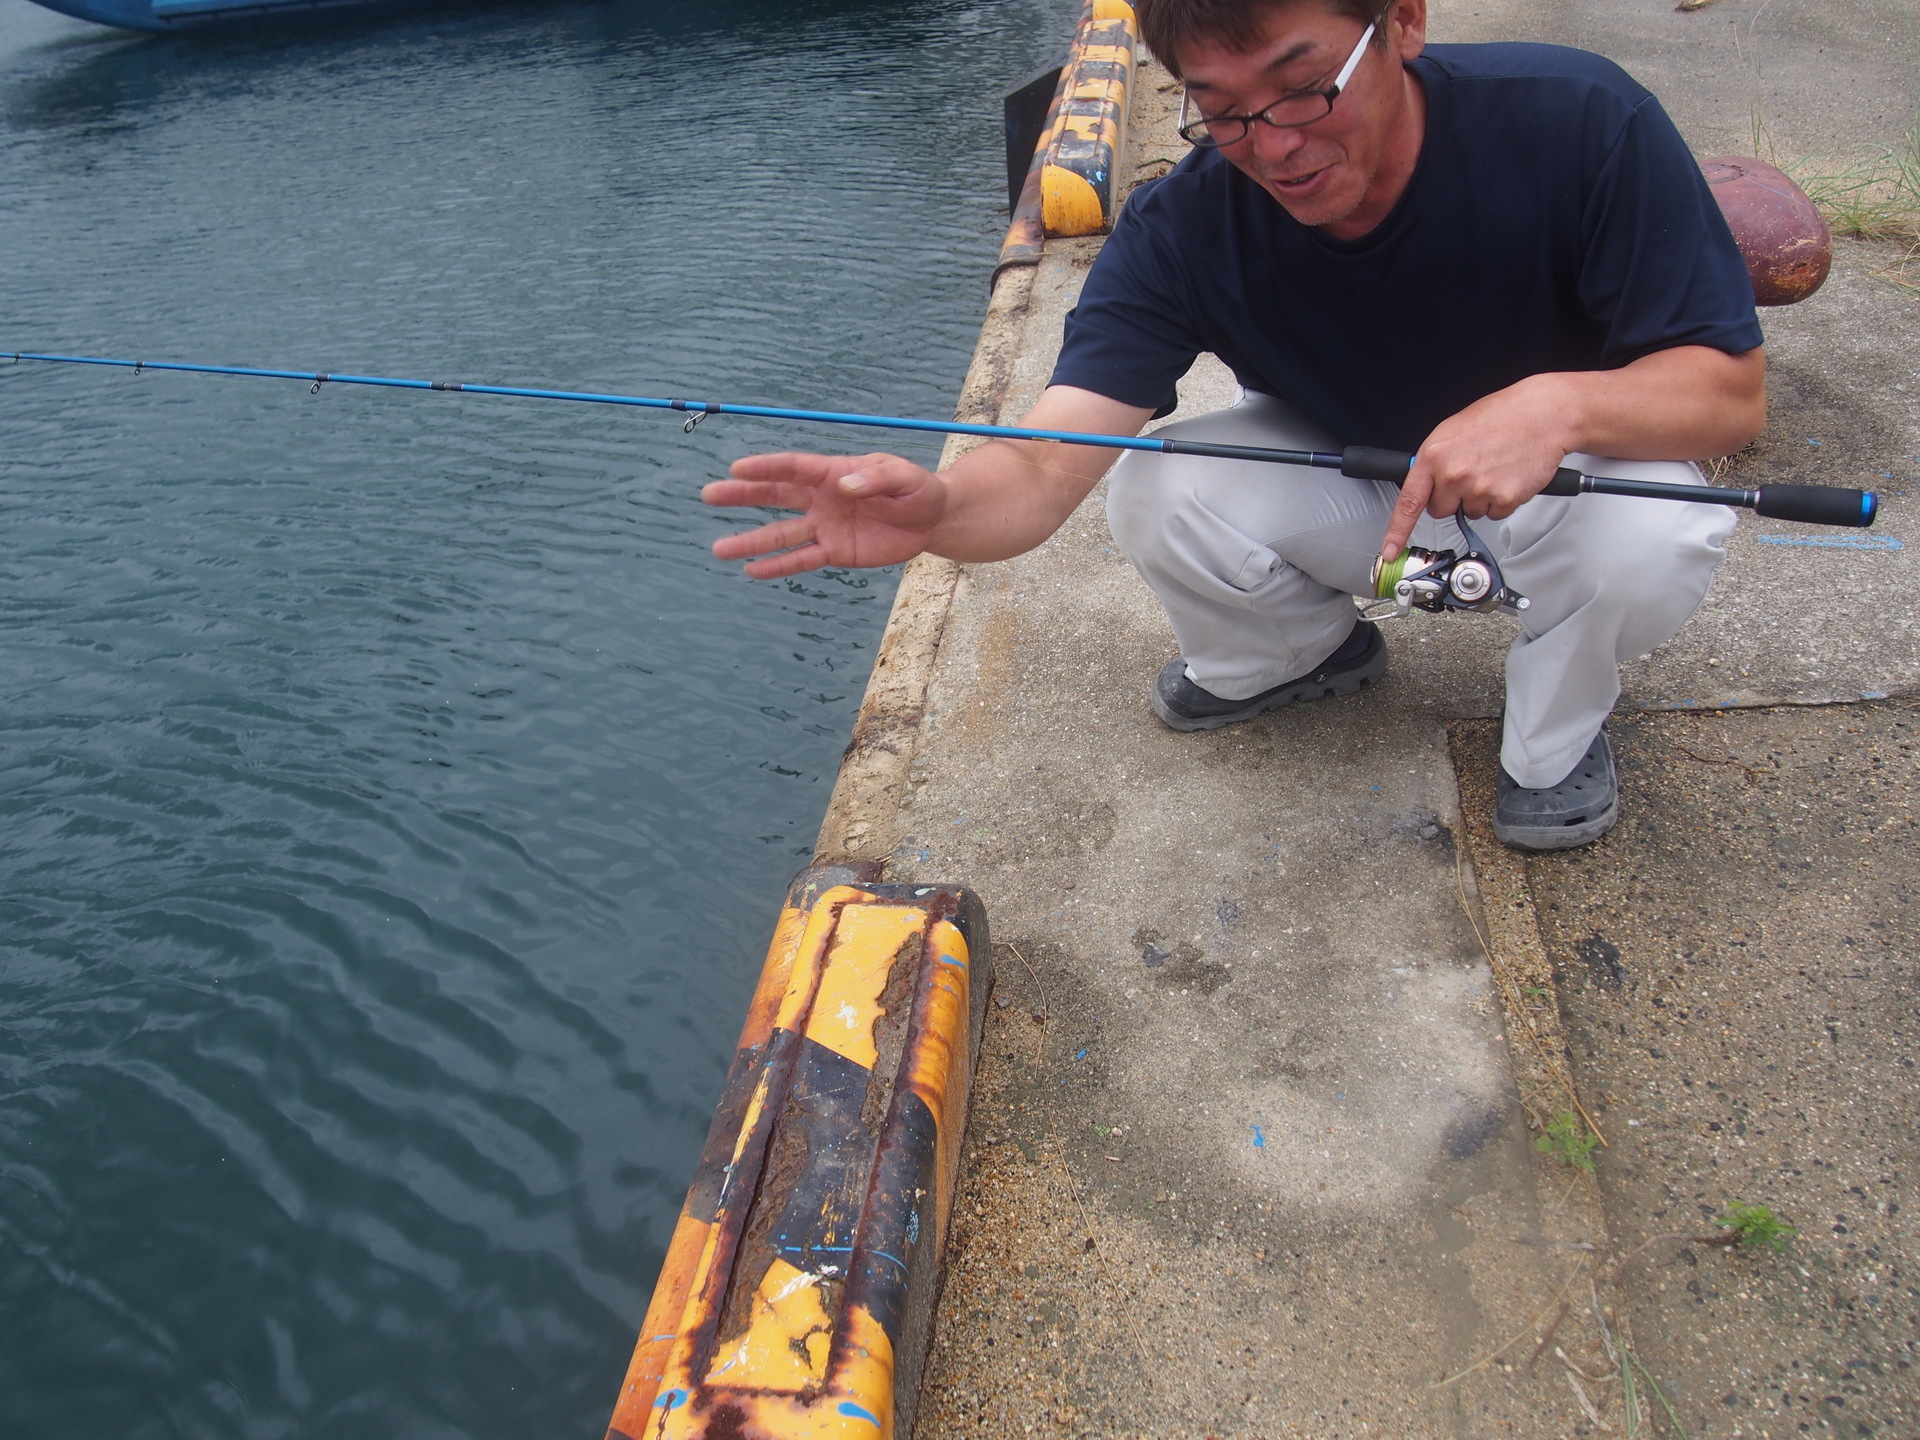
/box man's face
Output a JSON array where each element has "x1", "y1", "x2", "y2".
[{"x1": 1177, "y1": 0, "x2": 1426, "y2": 232}]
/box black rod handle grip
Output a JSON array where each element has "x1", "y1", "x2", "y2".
[
  {"x1": 1340, "y1": 445, "x2": 1414, "y2": 483},
  {"x1": 1540, "y1": 466, "x2": 1583, "y2": 497},
  {"x1": 1753, "y1": 484, "x2": 1877, "y2": 528}
]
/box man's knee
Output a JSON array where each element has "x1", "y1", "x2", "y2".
[
  {"x1": 1106, "y1": 453, "x2": 1195, "y2": 564},
  {"x1": 1516, "y1": 469, "x2": 1732, "y2": 620}
]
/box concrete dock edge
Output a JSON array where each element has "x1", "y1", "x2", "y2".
[
  {"x1": 815, "y1": 3, "x2": 1137, "y2": 869},
  {"x1": 813, "y1": 265, "x2": 1035, "y2": 867}
]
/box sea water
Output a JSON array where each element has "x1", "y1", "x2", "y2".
[{"x1": 0, "y1": 0, "x2": 1068, "y2": 1432}]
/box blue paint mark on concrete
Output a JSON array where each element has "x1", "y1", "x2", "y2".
[
  {"x1": 1074, "y1": 1047, "x2": 1088, "y2": 1061},
  {"x1": 838, "y1": 1400, "x2": 883, "y2": 1426},
  {"x1": 1862, "y1": 690, "x2": 1889, "y2": 700},
  {"x1": 1251, "y1": 1123, "x2": 1266, "y2": 1149},
  {"x1": 1755, "y1": 534, "x2": 1902, "y2": 551}
]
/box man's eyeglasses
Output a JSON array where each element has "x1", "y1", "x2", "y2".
[{"x1": 1177, "y1": 21, "x2": 1376, "y2": 147}]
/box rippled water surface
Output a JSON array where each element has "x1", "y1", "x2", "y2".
[{"x1": 0, "y1": 1, "x2": 1066, "y2": 1432}]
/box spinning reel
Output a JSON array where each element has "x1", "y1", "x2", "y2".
[{"x1": 1362, "y1": 511, "x2": 1531, "y2": 621}]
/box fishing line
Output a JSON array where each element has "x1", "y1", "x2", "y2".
[{"x1": 3, "y1": 349, "x2": 1877, "y2": 529}]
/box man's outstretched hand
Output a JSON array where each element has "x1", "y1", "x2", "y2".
[{"x1": 704, "y1": 451, "x2": 948, "y2": 578}]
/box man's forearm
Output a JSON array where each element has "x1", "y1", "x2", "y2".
[
  {"x1": 1542, "y1": 344, "x2": 1767, "y2": 463},
  {"x1": 920, "y1": 437, "x2": 1115, "y2": 563},
  {"x1": 919, "y1": 387, "x2": 1157, "y2": 563}
]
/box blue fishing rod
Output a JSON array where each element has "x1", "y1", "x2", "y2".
[{"x1": 4, "y1": 349, "x2": 1877, "y2": 529}]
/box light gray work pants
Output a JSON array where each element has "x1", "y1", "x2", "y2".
[{"x1": 1105, "y1": 391, "x2": 1735, "y2": 788}]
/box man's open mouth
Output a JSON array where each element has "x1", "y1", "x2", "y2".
[{"x1": 1272, "y1": 166, "x2": 1330, "y2": 192}]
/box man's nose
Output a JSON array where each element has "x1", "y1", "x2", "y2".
[{"x1": 1246, "y1": 119, "x2": 1309, "y2": 166}]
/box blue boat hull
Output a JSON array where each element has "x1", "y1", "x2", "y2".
[{"x1": 28, "y1": 0, "x2": 493, "y2": 32}]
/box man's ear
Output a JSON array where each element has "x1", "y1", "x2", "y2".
[{"x1": 1388, "y1": 0, "x2": 1428, "y2": 59}]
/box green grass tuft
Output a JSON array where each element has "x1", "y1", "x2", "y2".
[
  {"x1": 1717, "y1": 1200, "x2": 1797, "y2": 1252},
  {"x1": 1534, "y1": 1111, "x2": 1599, "y2": 1174},
  {"x1": 1784, "y1": 132, "x2": 1920, "y2": 243},
  {"x1": 1780, "y1": 130, "x2": 1920, "y2": 295}
]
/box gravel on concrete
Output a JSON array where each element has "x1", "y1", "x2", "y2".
[{"x1": 1498, "y1": 703, "x2": 1918, "y2": 1438}]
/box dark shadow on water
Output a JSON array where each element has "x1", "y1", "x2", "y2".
[{"x1": 2, "y1": 0, "x2": 946, "y2": 129}]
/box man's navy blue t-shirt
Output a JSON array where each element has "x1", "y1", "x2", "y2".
[{"x1": 1049, "y1": 43, "x2": 1764, "y2": 452}]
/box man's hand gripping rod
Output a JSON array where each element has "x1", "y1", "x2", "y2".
[
  {"x1": 1175, "y1": 440, "x2": 1878, "y2": 527},
  {"x1": 1313, "y1": 445, "x2": 1880, "y2": 621},
  {"x1": 1331, "y1": 445, "x2": 1879, "y2": 528}
]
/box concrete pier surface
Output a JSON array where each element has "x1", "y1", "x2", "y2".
[{"x1": 811, "y1": 2, "x2": 1918, "y2": 1434}]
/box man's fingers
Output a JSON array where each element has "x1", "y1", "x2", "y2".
[
  {"x1": 728, "y1": 451, "x2": 859, "y2": 485},
  {"x1": 701, "y1": 478, "x2": 809, "y2": 510},
  {"x1": 741, "y1": 542, "x2": 828, "y2": 580},
  {"x1": 712, "y1": 515, "x2": 813, "y2": 561},
  {"x1": 1381, "y1": 468, "x2": 1433, "y2": 559}
]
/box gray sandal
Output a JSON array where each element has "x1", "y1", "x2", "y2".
[
  {"x1": 1151, "y1": 621, "x2": 1386, "y2": 732},
  {"x1": 1494, "y1": 727, "x2": 1619, "y2": 850}
]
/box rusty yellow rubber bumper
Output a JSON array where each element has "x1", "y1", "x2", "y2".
[
  {"x1": 1041, "y1": 0, "x2": 1137, "y2": 236},
  {"x1": 1000, "y1": 0, "x2": 1138, "y2": 269},
  {"x1": 605, "y1": 866, "x2": 991, "y2": 1440}
]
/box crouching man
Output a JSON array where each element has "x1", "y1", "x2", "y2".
[{"x1": 703, "y1": 0, "x2": 1765, "y2": 849}]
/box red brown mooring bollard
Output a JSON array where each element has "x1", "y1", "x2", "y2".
[{"x1": 1702, "y1": 156, "x2": 1833, "y2": 307}]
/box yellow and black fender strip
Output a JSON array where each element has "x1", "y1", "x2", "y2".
[
  {"x1": 605, "y1": 865, "x2": 991, "y2": 1440},
  {"x1": 998, "y1": 0, "x2": 1139, "y2": 267},
  {"x1": 1039, "y1": 0, "x2": 1138, "y2": 238}
]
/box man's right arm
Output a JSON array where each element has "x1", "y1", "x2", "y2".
[{"x1": 704, "y1": 386, "x2": 1154, "y2": 579}]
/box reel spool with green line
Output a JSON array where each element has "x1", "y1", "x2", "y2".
[{"x1": 1366, "y1": 523, "x2": 1526, "y2": 620}]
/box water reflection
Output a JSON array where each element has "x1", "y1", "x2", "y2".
[{"x1": 0, "y1": 0, "x2": 1068, "y2": 1434}]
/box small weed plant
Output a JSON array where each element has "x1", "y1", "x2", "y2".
[
  {"x1": 1717, "y1": 1201, "x2": 1797, "y2": 1252},
  {"x1": 1535, "y1": 1111, "x2": 1599, "y2": 1174}
]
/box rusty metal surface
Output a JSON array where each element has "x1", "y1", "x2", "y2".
[
  {"x1": 605, "y1": 869, "x2": 991, "y2": 1440},
  {"x1": 1702, "y1": 155, "x2": 1833, "y2": 306}
]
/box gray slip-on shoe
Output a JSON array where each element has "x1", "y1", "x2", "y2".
[
  {"x1": 1151, "y1": 621, "x2": 1387, "y2": 732},
  {"x1": 1494, "y1": 726, "x2": 1619, "y2": 850}
]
